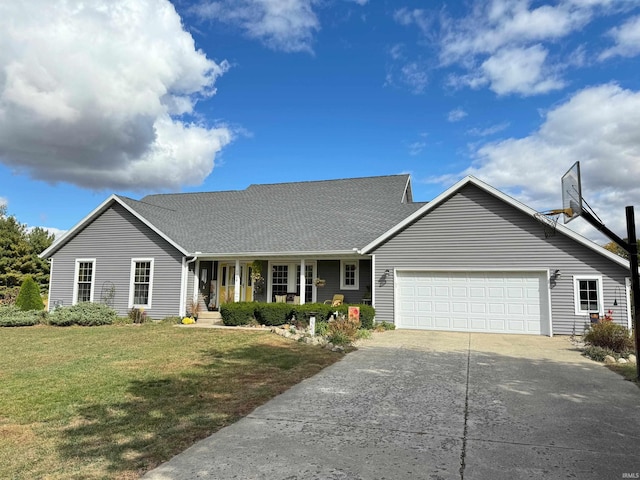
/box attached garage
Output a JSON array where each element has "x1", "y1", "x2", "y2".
[{"x1": 395, "y1": 271, "x2": 551, "y2": 335}]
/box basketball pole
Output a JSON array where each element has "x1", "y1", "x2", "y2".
[
  {"x1": 580, "y1": 207, "x2": 640, "y2": 381},
  {"x1": 625, "y1": 207, "x2": 640, "y2": 382}
]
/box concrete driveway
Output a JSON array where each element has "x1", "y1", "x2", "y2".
[{"x1": 143, "y1": 331, "x2": 640, "y2": 480}]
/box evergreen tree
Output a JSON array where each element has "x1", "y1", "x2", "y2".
[
  {"x1": 0, "y1": 205, "x2": 55, "y2": 301},
  {"x1": 15, "y1": 275, "x2": 44, "y2": 311}
]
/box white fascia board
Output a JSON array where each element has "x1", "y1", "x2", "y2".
[
  {"x1": 39, "y1": 194, "x2": 188, "y2": 258},
  {"x1": 361, "y1": 175, "x2": 631, "y2": 271},
  {"x1": 189, "y1": 250, "x2": 368, "y2": 259}
]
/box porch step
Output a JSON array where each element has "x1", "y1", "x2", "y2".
[{"x1": 197, "y1": 311, "x2": 223, "y2": 325}]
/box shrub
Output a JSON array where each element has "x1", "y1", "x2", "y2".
[
  {"x1": 220, "y1": 302, "x2": 256, "y2": 326},
  {"x1": 254, "y1": 303, "x2": 293, "y2": 326},
  {"x1": 15, "y1": 276, "x2": 44, "y2": 311},
  {"x1": 584, "y1": 320, "x2": 634, "y2": 353},
  {"x1": 335, "y1": 304, "x2": 375, "y2": 329},
  {"x1": 327, "y1": 314, "x2": 361, "y2": 346},
  {"x1": 0, "y1": 305, "x2": 47, "y2": 327},
  {"x1": 49, "y1": 302, "x2": 116, "y2": 326},
  {"x1": 374, "y1": 321, "x2": 396, "y2": 331},
  {"x1": 291, "y1": 303, "x2": 333, "y2": 322},
  {"x1": 315, "y1": 320, "x2": 329, "y2": 336},
  {"x1": 356, "y1": 328, "x2": 372, "y2": 340},
  {"x1": 582, "y1": 345, "x2": 618, "y2": 362}
]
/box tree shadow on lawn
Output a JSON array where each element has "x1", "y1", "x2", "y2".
[{"x1": 58, "y1": 343, "x2": 339, "y2": 479}]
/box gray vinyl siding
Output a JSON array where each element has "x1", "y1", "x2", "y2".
[
  {"x1": 317, "y1": 259, "x2": 371, "y2": 304},
  {"x1": 371, "y1": 185, "x2": 630, "y2": 335},
  {"x1": 48, "y1": 203, "x2": 184, "y2": 318}
]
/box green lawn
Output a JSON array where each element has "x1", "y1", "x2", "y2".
[{"x1": 0, "y1": 323, "x2": 341, "y2": 479}]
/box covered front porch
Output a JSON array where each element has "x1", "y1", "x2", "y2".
[{"x1": 184, "y1": 256, "x2": 372, "y2": 316}]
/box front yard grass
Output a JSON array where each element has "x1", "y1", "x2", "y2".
[{"x1": 0, "y1": 323, "x2": 341, "y2": 479}]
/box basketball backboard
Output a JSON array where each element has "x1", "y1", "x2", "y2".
[{"x1": 561, "y1": 161, "x2": 582, "y2": 224}]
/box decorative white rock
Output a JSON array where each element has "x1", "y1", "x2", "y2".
[{"x1": 603, "y1": 355, "x2": 616, "y2": 364}]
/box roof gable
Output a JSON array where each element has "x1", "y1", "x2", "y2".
[
  {"x1": 361, "y1": 176, "x2": 630, "y2": 269},
  {"x1": 40, "y1": 194, "x2": 188, "y2": 258}
]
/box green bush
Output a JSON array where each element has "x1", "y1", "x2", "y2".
[
  {"x1": 291, "y1": 303, "x2": 375, "y2": 328},
  {"x1": 315, "y1": 320, "x2": 329, "y2": 336},
  {"x1": 374, "y1": 321, "x2": 396, "y2": 331},
  {"x1": 584, "y1": 321, "x2": 634, "y2": 353},
  {"x1": 254, "y1": 303, "x2": 294, "y2": 326},
  {"x1": 335, "y1": 304, "x2": 375, "y2": 329},
  {"x1": 49, "y1": 302, "x2": 116, "y2": 326},
  {"x1": 291, "y1": 303, "x2": 334, "y2": 322},
  {"x1": 220, "y1": 302, "x2": 256, "y2": 326},
  {"x1": 356, "y1": 328, "x2": 372, "y2": 340},
  {"x1": 582, "y1": 345, "x2": 619, "y2": 362},
  {"x1": 0, "y1": 305, "x2": 47, "y2": 327},
  {"x1": 15, "y1": 276, "x2": 44, "y2": 311}
]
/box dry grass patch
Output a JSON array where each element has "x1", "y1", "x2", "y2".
[{"x1": 0, "y1": 323, "x2": 341, "y2": 479}]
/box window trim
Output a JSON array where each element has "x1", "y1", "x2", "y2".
[
  {"x1": 573, "y1": 275, "x2": 603, "y2": 316},
  {"x1": 267, "y1": 261, "x2": 317, "y2": 303},
  {"x1": 340, "y1": 260, "x2": 359, "y2": 290},
  {"x1": 129, "y1": 258, "x2": 155, "y2": 308},
  {"x1": 73, "y1": 258, "x2": 96, "y2": 305}
]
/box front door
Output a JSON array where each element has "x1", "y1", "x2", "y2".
[{"x1": 218, "y1": 263, "x2": 253, "y2": 305}]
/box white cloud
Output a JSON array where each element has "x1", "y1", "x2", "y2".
[
  {"x1": 0, "y1": 0, "x2": 232, "y2": 192},
  {"x1": 0, "y1": 196, "x2": 7, "y2": 208},
  {"x1": 400, "y1": 63, "x2": 429, "y2": 94},
  {"x1": 440, "y1": 1, "x2": 590, "y2": 62},
  {"x1": 393, "y1": 8, "x2": 433, "y2": 35},
  {"x1": 467, "y1": 122, "x2": 510, "y2": 137},
  {"x1": 410, "y1": 0, "x2": 634, "y2": 97},
  {"x1": 448, "y1": 108, "x2": 467, "y2": 122},
  {"x1": 599, "y1": 15, "x2": 640, "y2": 60},
  {"x1": 192, "y1": 0, "x2": 320, "y2": 53},
  {"x1": 408, "y1": 141, "x2": 426, "y2": 156},
  {"x1": 479, "y1": 45, "x2": 565, "y2": 96},
  {"x1": 434, "y1": 83, "x2": 640, "y2": 240},
  {"x1": 348, "y1": 0, "x2": 369, "y2": 5}
]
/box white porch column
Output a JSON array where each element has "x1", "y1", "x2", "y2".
[
  {"x1": 234, "y1": 259, "x2": 241, "y2": 302},
  {"x1": 299, "y1": 259, "x2": 306, "y2": 305}
]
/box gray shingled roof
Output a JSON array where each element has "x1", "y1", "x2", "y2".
[{"x1": 119, "y1": 175, "x2": 424, "y2": 255}]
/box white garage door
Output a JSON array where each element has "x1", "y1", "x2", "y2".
[{"x1": 396, "y1": 271, "x2": 548, "y2": 335}]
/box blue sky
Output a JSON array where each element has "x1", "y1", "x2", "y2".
[{"x1": 1, "y1": 0, "x2": 639, "y2": 243}]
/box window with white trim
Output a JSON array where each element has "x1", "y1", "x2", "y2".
[
  {"x1": 573, "y1": 275, "x2": 603, "y2": 315},
  {"x1": 272, "y1": 265, "x2": 289, "y2": 299},
  {"x1": 130, "y1": 259, "x2": 154, "y2": 307},
  {"x1": 74, "y1": 259, "x2": 95, "y2": 304},
  {"x1": 340, "y1": 260, "x2": 359, "y2": 290}
]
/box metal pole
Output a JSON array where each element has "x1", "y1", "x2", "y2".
[{"x1": 625, "y1": 207, "x2": 640, "y2": 381}]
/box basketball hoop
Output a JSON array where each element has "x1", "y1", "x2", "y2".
[{"x1": 534, "y1": 211, "x2": 561, "y2": 238}]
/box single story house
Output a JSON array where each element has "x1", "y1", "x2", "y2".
[{"x1": 40, "y1": 174, "x2": 632, "y2": 336}]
